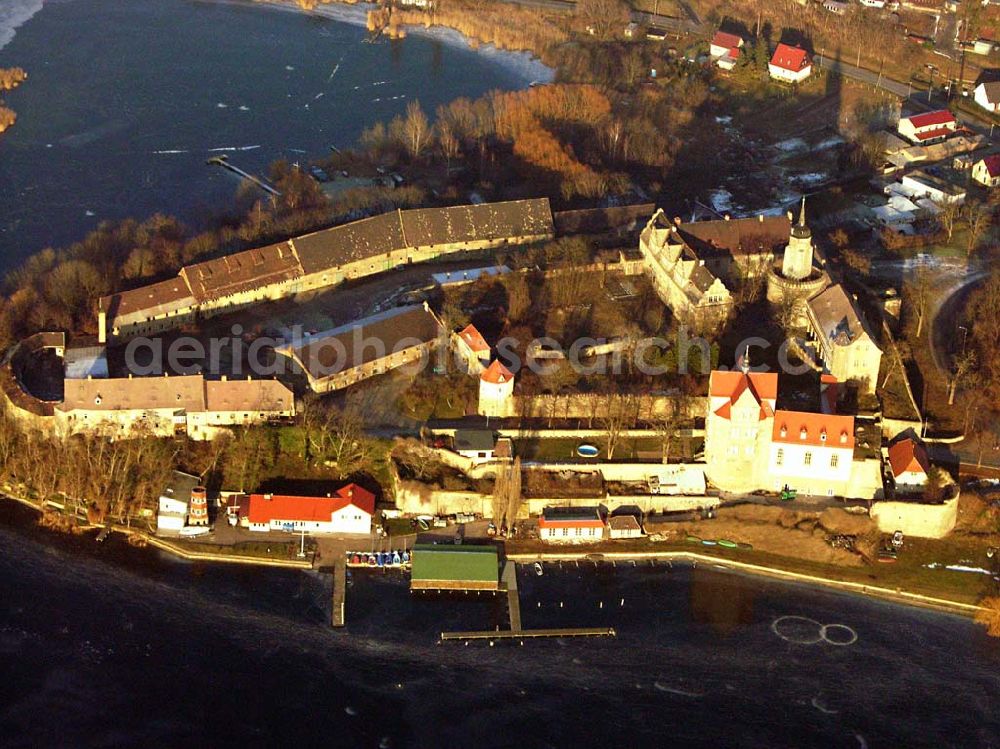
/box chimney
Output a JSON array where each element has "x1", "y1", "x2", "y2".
[
  {"x1": 221, "y1": 375, "x2": 227, "y2": 382},
  {"x1": 724, "y1": 214, "x2": 731, "y2": 221},
  {"x1": 758, "y1": 214, "x2": 764, "y2": 223},
  {"x1": 786, "y1": 211, "x2": 794, "y2": 222}
]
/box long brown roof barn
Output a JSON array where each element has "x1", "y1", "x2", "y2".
[
  {"x1": 281, "y1": 305, "x2": 441, "y2": 381},
  {"x1": 400, "y1": 199, "x2": 554, "y2": 247},
  {"x1": 100, "y1": 277, "x2": 196, "y2": 327},
  {"x1": 293, "y1": 212, "x2": 406, "y2": 275},
  {"x1": 180, "y1": 241, "x2": 302, "y2": 303}
]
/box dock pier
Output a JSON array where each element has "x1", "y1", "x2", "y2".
[
  {"x1": 332, "y1": 557, "x2": 346, "y2": 628},
  {"x1": 502, "y1": 560, "x2": 521, "y2": 631},
  {"x1": 206, "y1": 156, "x2": 281, "y2": 196},
  {"x1": 441, "y1": 628, "x2": 616, "y2": 643}
]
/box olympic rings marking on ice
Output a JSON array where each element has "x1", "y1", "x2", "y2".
[
  {"x1": 771, "y1": 616, "x2": 858, "y2": 646},
  {"x1": 819, "y1": 623, "x2": 858, "y2": 646}
]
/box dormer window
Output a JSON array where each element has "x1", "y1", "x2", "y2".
[
  {"x1": 94, "y1": 395, "x2": 102, "y2": 405},
  {"x1": 799, "y1": 427, "x2": 807, "y2": 440},
  {"x1": 840, "y1": 431, "x2": 848, "y2": 444},
  {"x1": 820, "y1": 430, "x2": 827, "y2": 442},
  {"x1": 779, "y1": 425, "x2": 787, "y2": 438}
]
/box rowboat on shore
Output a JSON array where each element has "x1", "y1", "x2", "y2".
[
  {"x1": 701, "y1": 539, "x2": 717, "y2": 546},
  {"x1": 686, "y1": 535, "x2": 702, "y2": 544},
  {"x1": 718, "y1": 539, "x2": 737, "y2": 549},
  {"x1": 534, "y1": 562, "x2": 543, "y2": 576}
]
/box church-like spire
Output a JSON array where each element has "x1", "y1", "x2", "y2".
[{"x1": 798, "y1": 195, "x2": 807, "y2": 227}]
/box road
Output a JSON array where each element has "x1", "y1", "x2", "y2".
[{"x1": 816, "y1": 54, "x2": 998, "y2": 136}]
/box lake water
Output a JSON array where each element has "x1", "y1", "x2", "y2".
[
  {"x1": 1, "y1": 502, "x2": 998, "y2": 748},
  {"x1": 0, "y1": 0, "x2": 548, "y2": 275}
]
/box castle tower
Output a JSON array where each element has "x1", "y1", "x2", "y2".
[
  {"x1": 781, "y1": 197, "x2": 814, "y2": 281},
  {"x1": 97, "y1": 298, "x2": 107, "y2": 345},
  {"x1": 188, "y1": 486, "x2": 209, "y2": 527},
  {"x1": 478, "y1": 360, "x2": 515, "y2": 418}
]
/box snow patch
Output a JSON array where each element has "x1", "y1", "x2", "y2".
[{"x1": 0, "y1": 0, "x2": 43, "y2": 52}]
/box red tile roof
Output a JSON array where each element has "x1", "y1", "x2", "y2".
[
  {"x1": 712, "y1": 31, "x2": 743, "y2": 50},
  {"x1": 770, "y1": 43, "x2": 811, "y2": 72},
  {"x1": 247, "y1": 484, "x2": 375, "y2": 524},
  {"x1": 887, "y1": 439, "x2": 930, "y2": 478},
  {"x1": 481, "y1": 359, "x2": 514, "y2": 384},
  {"x1": 979, "y1": 154, "x2": 1000, "y2": 178},
  {"x1": 709, "y1": 370, "x2": 778, "y2": 420},
  {"x1": 772, "y1": 410, "x2": 855, "y2": 449},
  {"x1": 912, "y1": 127, "x2": 953, "y2": 142},
  {"x1": 905, "y1": 109, "x2": 956, "y2": 129},
  {"x1": 458, "y1": 324, "x2": 490, "y2": 353}
]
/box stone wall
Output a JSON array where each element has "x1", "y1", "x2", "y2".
[{"x1": 870, "y1": 497, "x2": 959, "y2": 538}]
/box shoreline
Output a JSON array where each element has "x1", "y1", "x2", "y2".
[
  {"x1": 207, "y1": 0, "x2": 554, "y2": 84},
  {"x1": 508, "y1": 550, "x2": 987, "y2": 618},
  {"x1": 2, "y1": 491, "x2": 986, "y2": 619},
  {"x1": 0, "y1": 0, "x2": 43, "y2": 52}
]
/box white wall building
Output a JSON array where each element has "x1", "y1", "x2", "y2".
[
  {"x1": 243, "y1": 485, "x2": 375, "y2": 534},
  {"x1": 769, "y1": 43, "x2": 812, "y2": 83},
  {"x1": 156, "y1": 471, "x2": 202, "y2": 534},
  {"x1": 974, "y1": 81, "x2": 1000, "y2": 113},
  {"x1": 767, "y1": 411, "x2": 855, "y2": 495}
]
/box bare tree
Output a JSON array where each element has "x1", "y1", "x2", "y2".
[
  {"x1": 948, "y1": 349, "x2": 977, "y2": 406},
  {"x1": 402, "y1": 100, "x2": 431, "y2": 160},
  {"x1": 575, "y1": 0, "x2": 629, "y2": 39},
  {"x1": 936, "y1": 199, "x2": 962, "y2": 242},
  {"x1": 904, "y1": 266, "x2": 932, "y2": 339},
  {"x1": 964, "y1": 201, "x2": 992, "y2": 257},
  {"x1": 651, "y1": 395, "x2": 690, "y2": 464},
  {"x1": 599, "y1": 393, "x2": 638, "y2": 459}
]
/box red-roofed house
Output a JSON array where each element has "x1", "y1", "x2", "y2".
[
  {"x1": 972, "y1": 154, "x2": 1000, "y2": 187},
  {"x1": 769, "y1": 43, "x2": 812, "y2": 83},
  {"x1": 897, "y1": 110, "x2": 957, "y2": 144},
  {"x1": 710, "y1": 30, "x2": 744, "y2": 70},
  {"x1": 243, "y1": 484, "x2": 375, "y2": 534},
  {"x1": 887, "y1": 438, "x2": 930, "y2": 492},
  {"x1": 538, "y1": 506, "x2": 605, "y2": 543},
  {"x1": 768, "y1": 411, "x2": 855, "y2": 494},
  {"x1": 454, "y1": 323, "x2": 491, "y2": 374},
  {"x1": 704, "y1": 369, "x2": 779, "y2": 491},
  {"x1": 478, "y1": 359, "x2": 516, "y2": 417}
]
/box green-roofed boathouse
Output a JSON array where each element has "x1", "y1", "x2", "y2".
[{"x1": 410, "y1": 544, "x2": 500, "y2": 591}]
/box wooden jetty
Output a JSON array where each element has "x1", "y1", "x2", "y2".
[
  {"x1": 332, "y1": 557, "x2": 346, "y2": 628},
  {"x1": 501, "y1": 560, "x2": 521, "y2": 631},
  {"x1": 440, "y1": 627, "x2": 615, "y2": 643},
  {"x1": 206, "y1": 156, "x2": 281, "y2": 196}
]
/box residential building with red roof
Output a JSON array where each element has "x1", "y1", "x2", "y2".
[
  {"x1": 703, "y1": 368, "x2": 877, "y2": 498},
  {"x1": 768, "y1": 43, "x2": 812, "y2": 83},
  {"x1": 887, "y1": 438, "x2": 930, "y2": 492},
  {"x1": 454, "y1": 323, "x2": 492, "y2": 374},
  {"x1": 538, "y1": 506, "x2": 605, "y2": 543},
  {"x1": 767, "y1": 411, "x2": 855, "y2": 492},
  {"x1": 897, "y1": 109, "x2": 957, "y2": 144},
  {"x1": 242, "y1": 484, "x2": 375, "y2": 534},
  {"x1": 972, "y1": 154, "x2": 1000, "y2": 187},
  {"x1": 710, "y1": 30, "x2": 744, "y2": 71}
]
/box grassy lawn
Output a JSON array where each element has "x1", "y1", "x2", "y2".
[{"x1": 508, "y1": 532, "x2": 997, "y2": 606}]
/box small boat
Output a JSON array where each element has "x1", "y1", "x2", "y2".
[
  {"x1": 377, "y1": 552, "x2": 386, "y2": 567},
  {"x1": 392, "y1": 551, "x2": 401, "y2": 565},
  {"x1": 577, "y1": 444, "x2": 599, "y2": 458},
  {"x1": 351, "y1": 553, "x2": 360, "y2": 565},
  {"x1": 701, "y1": 539, "x2": 717, "y2": 546},
  {"x1": 877, "y1": 554, "x2": 897, "y2": 564},
  {"x1": 718, "y1": 539, "x2": 737, "y2": 549},
  {"x1": 418, "y1": 518, "x2": 430, "y2": 531},
  {"x1": 686, "y1": 535, "x2": 702, "y2": 544},
  {"x1": 533, "y1": 562, "x2": 544, "y2": 576},
  {"x1": 736, "y1": 542, "x2": 753, "y2": 550},
  {"x1": 401, "y1": 550, "x2": 410, "y2": 564},
  {"x1": 367, "y1": 554, "x2": 377, "y2": 566}
]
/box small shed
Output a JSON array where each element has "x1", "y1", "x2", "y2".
[
  {"x1": 454, "y1": 429, "x2": 496, "y2": 460},
  {"x1": 609, "y1": 514, "x2": 643, "y2": 539},
  {"x1": 410, "y1": 544, "x2": 500, "y2": 591}
]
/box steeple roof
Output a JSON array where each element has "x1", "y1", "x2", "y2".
[{"x1": 790, "y1": 196, "x2": 812, "y2": 240}]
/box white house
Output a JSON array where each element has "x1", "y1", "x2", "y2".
[
  {"x1": 973, "y1": 81, "x2": 1000, "y2": 112},
  {"x1": 898, "y1": 170, "x2": 966, "y2": 204},
  {"x1": 859, "y1": 0, "x2": 886, "y2": 7},
  {"x1": 156, "y1": 471, "x2": 202, "y2": 534},
  {"x1": 709, "y1": 30, "x2": 743, "y2": 70},
  {"x1": 769, "y1": 43, "x2": 812, "y2": 83},
  {"x1": 887, "y1": 438, "x2": 930, "y2": 493},
  {"x1": 242, "y1": 485, "x2": 375, "y2": 534},
  {"x1": 538, "y1": 506, "x2": 605, "y2": 543},
  {"x1": 608, "y1": 514, "x2": 643, "y2": 539},
  {"x1": 767, "y1": 411, "x2": 856, "y2": 496},
  {"x1": 823, "y1": 0, "x2": 849, "y2": 14},
  {"x1": 453, "y1": 429, "x2": 496, "y2": 461},
  {"x1": 897, "y1": 110, "x2": 957, "y2": 144},
  {"x1": 970, "y1": 38, "x2": 995, "y2": 55},
  {"x1": 971, "y1": 154, "x2": 1000, "y2": 186}
]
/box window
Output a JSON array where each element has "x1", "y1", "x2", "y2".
[
  {"x1": 830, "y1": 454, "x2": 839, "y2": 468},
  {"x1": 804, "y1": 452, "x2": 812, "y2": 466},
  {"x1": 562, "y1": 528, "x2": 569, "y2": 536},
  {"x1": 776, "y1": 449, "x2": 784, "y2": 466}
]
